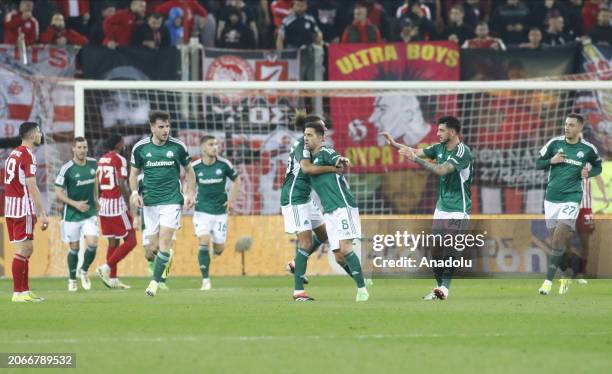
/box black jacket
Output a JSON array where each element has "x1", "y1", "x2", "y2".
[{"x1": 132, "y1": 23, "x2": 171, "y2": 48}]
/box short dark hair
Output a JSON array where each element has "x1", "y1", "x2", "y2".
[
  {"x1": 200, "y1": 135, "x2": 216, "y2": 144},
  {"x1": 567, "y1": 113, "x2": 584, "y2": 125},
  {"x1": 476, "y1": 21, "x2": 488, "y2": 27},
  {"x1": 305, "y1": 122, "x2": 325, "y2": 136},
  {"x1": 106, "y1": 133, "x2": 123, "y2": 150},
  {"x1": 149, "y1": 12, "x2": 163, "y2": 20},
  {"x1": 19, "y1": 122, "x2": 39, "y2": 140},
  {"x1": 438, "y1": 116, "x2": 461, "y2": 133},
  {"x1": 73, "y1": 136, "x2": 87, "y2": 144},
  {"x1": 294, "y1": 109, "x2": 326, "y2": 129},
  {"x1": 149, "y1": 110, "x2": 170, "y2": 124}
]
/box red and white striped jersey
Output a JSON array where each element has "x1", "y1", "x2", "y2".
[
  {"x1": 3, "y1": 145, "x2": 36, "y2": 217},
  {"x1": 97, "y1": 151, "x2": 128, "y2": 216},
  {"x1": 581, "y1": 163, "x2": 592, "y2": 209}
]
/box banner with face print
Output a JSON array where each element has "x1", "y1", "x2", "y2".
[{"x1": 328, "y1": 41, "x2": 460, "y2": 173}]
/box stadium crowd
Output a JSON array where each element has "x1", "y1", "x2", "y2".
[{"x1": 0, "y1": 0, "x2": 609, "y2": 50}]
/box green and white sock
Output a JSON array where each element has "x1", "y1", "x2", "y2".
[
  {"x1": 345, "y1": 251, "x2": 365, "y2": 288},
  {"x1": 198, "y1": 245, "x2": 211, "y2": 279},
  {"x1": 153, "y1": 250, "x2": 171, "y2": 282},
  {"x1": 81, "y1": 246, "x2": 97, "y2": 272},
  {"x1": 67, "y1": 249, "x2": 78, "y2": 280},
  {"x1": 547, "y1": 248, "x2": 566, "y2": 281},
  {"x1": 293, "y1": 248, "x2": 309, "y2": 291}
]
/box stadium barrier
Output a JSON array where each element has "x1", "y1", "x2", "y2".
[{"x1": 2, "y1": 215, "x2": 612, "y2": 278}]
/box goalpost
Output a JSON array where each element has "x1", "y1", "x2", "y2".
[
  {"x1": 32, "y1": 79, "x2": 611, "y2": 277},
  {"x1": 71, "y1": 79, "x2": 612, "y2": 215}
]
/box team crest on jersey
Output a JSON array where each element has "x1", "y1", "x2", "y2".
[
  {"x1": 577, "y1": 151, "x2": 584, "y2": 158},
  {"x1": 438, "y1": 154, "x2": 442, "y2": 158},
  {"x1": 166, "y1": 151, "x2": 174, "y2": 158},
  {"x1": 90, "y1": 169, "x2": 95, "y2": 175},
  {"x1": 216, "y1": 169, "x2": 222, "y2": 175}
]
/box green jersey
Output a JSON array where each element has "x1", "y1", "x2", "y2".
[
  {"x1": 280, "y1": 137, "x2": 312, "y2": 206},
  {"x1": 55, "y1": 158, "x2": 98, "y2": 222},
  {"x1": 193, "y1": 157, "x2": 238, "y2": 214},
  {"x1": 309, "y1": 146, "x2": 356, "y2": 213},
  {"x1": 537, "y1": 136, "x2": 602, "y2": 203},
  {"x1": 423, "y1": 142, "x2": 473, "y2": 214},
  {"x1": 131, "y1": 136, "x2": 192, "y2": 206}
]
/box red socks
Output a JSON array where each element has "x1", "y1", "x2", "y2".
[
  {"x1": 107, "y1": 232, "x2": 137, "y2": 269},
  {"x1": 107, "y1": 245, "x2": 118, "y2": 278},
  {"x1": 12, "y1": 254, "x2": 28, "y2": 292}
]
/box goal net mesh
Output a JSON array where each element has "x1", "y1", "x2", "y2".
[{"x1": 80, "y1": 82, "x2": 610, "y2": 216}]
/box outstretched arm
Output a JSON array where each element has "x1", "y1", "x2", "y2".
[
  {"x1": 398, "y1": 147, "x2": 456, "y2": 176},
  {"x1": 381, "y1": 132, "x2": 426, "y2": 158}
]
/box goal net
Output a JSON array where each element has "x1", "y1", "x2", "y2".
[
  {"x1": 76, "y1": 80, "x2": 612, "y2": 216},
  {"x1": 18, "y1": 78, "x2": 611, "y2": 277}
]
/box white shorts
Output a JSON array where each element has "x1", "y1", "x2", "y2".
[
  {"x1": 433, "y1": 209, "x2": 470, "y2": 232},
  {"x1": 544, "y1": 200, "x2": 579, "y2": 231},
  {"x1": 61, "y1": 216, "x2": 98, "y2": 243},
  {"x1": 281, "y1": 200, "x2": 324, "y2": 234},
  {"x1": 142, "y1": 204, "x2": 182, "y2": 240},
  {"x1": 324, "y1": 207, "x2": 361, "y2": 251},
  {"x1": 193, "y1": 212, "x2": 228, "y2": 244}
]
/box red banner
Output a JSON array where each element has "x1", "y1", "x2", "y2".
[{"x1": 328, "y1": 42, "x2": 460, "y2": 173}]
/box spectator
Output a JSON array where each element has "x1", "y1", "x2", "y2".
[
  {"x1": 4, "y1": 0, "x2": 39, "y2": 46},
  {"x1": 40, "y1": 12, "x2": 89, "y2": 45},
  {"x1": 444, "y1": 4, "x2": 475, "y2": 46},
  {"x1": 490, "y1": 0, "x2": 531, "y2": 46},
  {"x1": 218, "y1": 6, "x2": 256, "y2": 49},
  {"x1": 543, "y1": 13, "x2": 571, "y2": 46},
  {"x1": 217, "y1": 0, "x2": 258, "y2": 47},
  {"x1": 54, "y1": 0, "x2": 90, "y2": 36},
  {"x1": 399, "y1": 18, "x2": 422, "y2": 42},
  {"x1": 103, "y1": 0, "x2": 146, "y2": 48},
  {"x1": 582, "y1": 0, "x2": 606, "y2": 33},
  {"x1": 462, "y1": 0, "x2": 486, "y2": 28},
  {"x1": 519, "y1": 27, "x2": 544, "y2": 50},
  {"x1": 400, "y1": 0, "x2": 438, "y2": 40},
  {"x1": 166, "y1": 7, "x2": 184, "y2": 46},
  {"x1": 276, "y1": 0, "x2": 322, "y2": 49},
  {"x1": 156, "y1": 0, "x2": 208, "y2": 43},
  {"x1": 530, "y1": 0, "x2": 568, "y2": 31},
  {"x1": 341, "y1": 2, "x2": 381, "y2": 44},
  {"x1": 88, "y1": 2, "x2": 115, "y2": 46},
  {"x1": 462, "y1": 21, "x2": 506, "y2": 50},
  {"x1": 566, "y1": 0, "x2": 585, "y2": 36},
  {"x1": 309, "y1": 0, "x2": 348, "y2": 43},
  {"x1": 271, "y1": 0, "x2": 293, "y2": 35},
  {"x1": 132, "y1": 13, "x2": 170, "y2": 49},
  {"x1": 397, "y1": 0, "x2": 432, "y2": 20},
  {"x1": 587, "y1": 8, "x2": 611, "y2": 45},
  {"x1": 364, "y1": 0, "x2": 391, "y2": 41}
]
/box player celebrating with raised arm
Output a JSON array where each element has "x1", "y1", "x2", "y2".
[
  {"x1": 535, "y1": 113, "x2": 602, "y2": 296},
  {"x1": 4, "y1": 122, "x2": 48, "y2": 302},
  {"x1": 192, "y1": 135, "x2": 241, "y2": 291},
  {"x1": 383, "y1": 116, "x2": 473, "y2": 301},
  {"x1": 130, "y1": 111, "x2": 196, "y2": 297},
  {"x1": 95, "y1": 134, "x2": 137, "y2": 289},
  {"x1": 303, "y1": 121, "x2": 369, "y2": 302},
  {"x1": 55, "y1": 137, "x2": 98, "y2": 292}
]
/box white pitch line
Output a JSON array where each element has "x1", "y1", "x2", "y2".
[{"x1": 5, "y1": 331, "x2": 609, "y2": 345}]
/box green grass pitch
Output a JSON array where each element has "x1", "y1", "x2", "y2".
[{"x1": 2, "y1": 276, "x2": 611, "y2": 373}]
